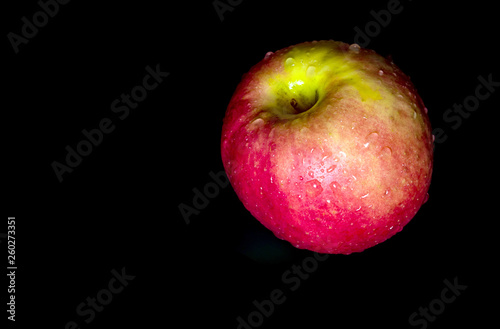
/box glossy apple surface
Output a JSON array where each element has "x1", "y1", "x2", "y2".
[{"x1": 221, "y1": 40, "x2": 433, "y2": 254}]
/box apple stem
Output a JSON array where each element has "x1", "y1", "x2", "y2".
[{"x1": 290, "y1": 98, "x2": 299, "y2": 112}]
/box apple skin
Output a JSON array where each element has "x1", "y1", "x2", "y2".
[{"x1": 221, "y1": 40, "x2": 433, "y2": 254}]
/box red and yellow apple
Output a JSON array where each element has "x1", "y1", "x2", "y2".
[{"x1": 221, "y1": 40, "x2": 433, "y2": 254}]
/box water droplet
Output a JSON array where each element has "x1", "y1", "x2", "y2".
[
  {"x1": 424, "y1": 107, "x2": 428, "y2": 114},
  {"x1": 327, "y1": 165, "x2": 336, "y2": 173},
  {"x1": 432, "y1": 134, "x2": 435, "y2": 142},
  {"x1": 349, "y1": 43, "x2": 360, "y2": 53},
  {"x1": 361, "y1": 193, "x2": 369, "y2": 199},
  {"x1": 285, "y1": 57, "x2": 295, "y2": 67},
  {"x1": 379, "y1": 146, "x2": 392, "y2": 157},
  {"x1": 413, "y1": 111, "x2": 417, "y2": 119},
  {"x1": 251, "y1": 118, "x2": 264, "y2": 126},
  {"x1": 423, "y1": 193, "x2": 429, "y2": 204},
  {"x1": 330, "y1": 181, "x2": 341, "y2": 190},
  {"x1": 378, "y1": 69, "x2": 384, "y2": 76},
  {"x1": 389, "y1": 225, "x2": 394, "y2": 230},
  {"x1": 366, "y1": 131, "x2": 379, "y2": 141},
  {"x1": 299, "y1": 176, "x2": 303, "y2": 180},
  {"x1": 264, "y1": 51, "x2": 274, "y2": 59},
  {"x1": 305, "y1": 179, "x2": 323, "y2": 198},
  {"x1": 306, "y1": 65, "x2": 316, "y2": 77},
  {"x1": 308, "y1": 171, "x2": 314, "y2": 178}
]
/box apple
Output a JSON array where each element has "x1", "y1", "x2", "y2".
[{"x1": 221, "y1": 40, "x2": 433, "y2": 254}]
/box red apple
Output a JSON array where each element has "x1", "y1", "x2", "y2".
[{"x1": 221, "y1": 40, "x2": 433, "y2": 254}]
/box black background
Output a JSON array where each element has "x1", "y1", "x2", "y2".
[{"x1": 4, "y1": 0, "x2": 498, "y2": 328}]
